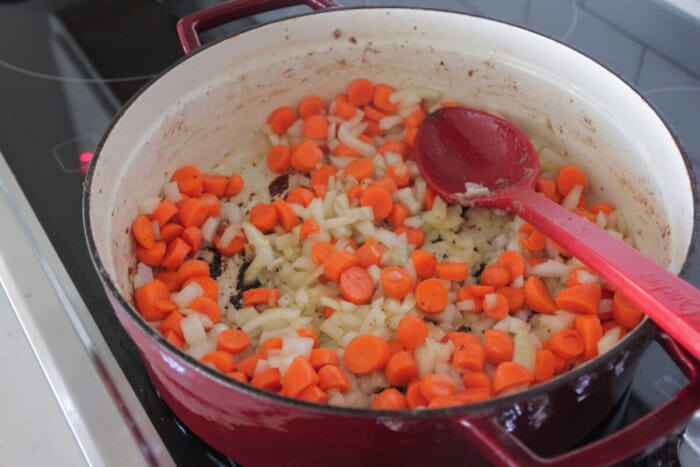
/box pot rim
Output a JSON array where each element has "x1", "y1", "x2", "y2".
[{"x1": 83, "y1": 6, "x2": 699, "y2": 419}]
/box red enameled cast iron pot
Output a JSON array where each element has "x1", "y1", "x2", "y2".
[{"x1": 84, "y1": 1, "x2": 700, "y2": 465}]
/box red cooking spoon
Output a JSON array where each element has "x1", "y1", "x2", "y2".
[{"x1": 415, "y1": 106, "x2": 700, "y2": 361}]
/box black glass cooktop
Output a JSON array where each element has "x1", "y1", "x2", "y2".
[{"x1": 1, "y1": 1, "x2": 698, "y2": 465}]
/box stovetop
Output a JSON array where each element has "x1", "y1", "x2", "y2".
[{"x1": 0, "y1": 1, "x2": 699, "y2": 466}]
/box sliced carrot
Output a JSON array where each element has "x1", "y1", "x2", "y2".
[
  {"x1": 524, "y1": 276, "x2": 557, "y2": 314},
  {"x1": 201, "y1": 351, "x2": 236, "y2": 373},
  {"x1": 298, "y1": 95, "x2": 325, "y2": 119},
  {"x1": 311, "y1": 241, "x2": 336, "y2": 265},
  {"x1": 402, "y1": 107, "x2": 427, "y2": 129},
  {"x1": 556, "y1": 165, "x2": 587, "y2": 197},
  {"x1": 368, "y1": 176, "x2": 398, "y2": 194},
  {"x1": 386, "y1": 162, "x2": 411, "y2": 188},
  {"x1": 216, "y1": 329, "x2": 250, "y2": 355},
  {"x1": 333, "y1": 94, "x2": 357, "y2": 120},
  {"x1": 158, "y1": 310, "x2": 184, "y2": 339},
  {"x1": 242, "y1": 288, "x2": 280, "y2": 307},
  {"x1": 178, "y1": 198, "x2": 210, "y2": 229},
  {"x1": 286, "y1": 187, "x2": 315, "y2": 207},
  {"x1": 176, "y1": 259, "x2": 210, "y2": 287},
  {"x1": 344, "y1": 158, "x2": 374, "y2": 181},
  {"x1": 424, "y1": 186, "x2": 436, "y2": 210},
  {"x1": 396, "y1": 315, "x2": 429, "y2": 349},
  {"x1": 363, "y1": 105, "x2": 386, "y2": 122},
  {"x1": 267, "y1": 106, "x2": 296, "y2": 135},
  {"x1": 415, "y1": 278, "x2": 448, "y2": 314},
  {"x1": 496, "y1": 286, "x2": 525, "y2": 313},
  {"x1": 380, "y1": 266, "x2": 413, "y2": 299},
  {"x1": 394, "y1": 225, "x2": 424, "y2": 246},
  {"x1": 436, "y1": 261, "x2": 469, "y2": 281},
  {"x1": 548, "y1": 329, "x2": 585, "y2": 360},
  {"x1": 612, "y1": 291, "x2": 644, "y2": 329},
  {"x1": 303, "y1": 114, "x2": 329, "y2": 139},
  {"x1": 535, "y1": 177, "x2": 561, "y2": 203},
  {"x1": 164, "y1": 330, "x2": 185, "y2": 349},
  {"x1": 297, "y1": 384, "x2": 329, "y2": 403},
  {"x1": 161, "y1": 237, "x2": 192, "y2": 270},
  {"x1": 311, "y1": 165, "x2": 339, "y2": 188},
  {"x1": 519, "y1": 229, "x2": 547, "y2": 252},
  {"x1": 154, "y1": 298, "x2": 178, "y2": 316},
  {"x1": 483, "y1": 292, "x2": 510, "y2": 320},
  {"x1": 267, "y1": 144, "x2": 292, "y2": 173},
  {"x1": 371, "y1": 388, "x2": 408, "y2": 410},
  {"x1": 404, "y1": 127, "x2": 419, "y2": 150},
  {"x1": 452, "y1": 342, "x2": 486, "y2": 371},
  {"x1": 533, "y1": 349, "x2": 556, "y2": 383},
  {"x1": 339, "y1": 266, "x2": 374, "y2": 305},
  {"x1": 171, "y1": 165, "x2": 203, "y2": 198},
  {"x1": 291, "y1": 140, "x2": 323, "y2": 173},
  {"x1": 134, "y1": 279, "x2": 171, "y2": 321},
  {"x1": 445, "y1": 332, "x2": 481, "y2": 348},
  {"x1": 343, "y1": 334, "x2": 391, "y2": 374},
  {"x1": 214, "y1": 233, "x2": 246, "y2": 256},
  {"x1": 180, "y1": 226, "x2": 202, "y2": 253},
  {"x1": 377, "y1": 140, "x2": 408, "y2": 159},
  {"x1": 332, "y1": 143, "x2": 362, "y2": 158},
  {"x1": 136, "y1": 241, "x2": 166, "y2": 267},
  {"x1": 155, "y1": 270, "x2": 178, "y2": 292},
  {"x1": 347, "y1": 78, "x2": 375, "y2": 106},
  {"x1": 420, "y1": 373, "x2": 456, "y2": 402},
  {"x1": 317, "y1": 364, "x2": 351, "y2": 393},
  {"x1": 323, "y1": 250, "x2": 359, "y2": 283},
  {"x1": 159, "y1": 223, "x2": 184, "y2": 244},
  {"x1": 462, "y1": 372, "x2": 494, "y2": 395},
  {"x1": 226, "y1": 371, "x2": 249, "y2": 384},
  {"x1": 236, "y1": 354, "x2": 262, "y2": 378},
  {"x1": 260, "y1": 336, "x2": 283, "y2": 357},
  {"x1": 411, "y1": 249, "x2": 437, "y2": 279},
  {"x1": 271, "y1": 199, "x2": 301, "y2": 231},
  {"x1": 384, "y1": 351, "x2": 418, "y2": 387},
  {"x1": 590, "y1": 202, "x2": 615, "y2": 216},
  {"x1": 281, "y1": 356, "x2": 318, "y2": 397},
  {"x1": 225, "y1": 173, "x2": 244, "y2": 197},
  {"x1": 187, "y1": 296, "x2": 221, "y2": 323},
  {"x1": 202, "y1": 173, "x2": 228, "y2": 196},
  {"x1": 356, "y1": 241, "x2": 383, "y2": 268},
  {"x1": 556, "y1": 282, "x2": 602, "y2": 315},
  {"x1": 132, "y1": 215, "x2": 156, "y2": 249},
  {"x1": 493, "y1": 361, "x2": 533, "y2": 394},
  {"x1": 574, "y1": 314, "x2": 603, "y2": 361},
  {"x1": 386, "y1": 203, "x2": 410, "y2": 227},
  {"x1": 406, "y1": 379, "x2": 429, "y2": 408},
  {"x1": 373, "y1": 83, "x2": 398, "y2": 113},
  {"x1": 483, "y1": 329, "x2": 514, "y2": 366},
  {"x1": 250, "y1": 367, "x2": 282, "y2": 391},
  {"x1": 480, "y1": 265, "x2": 511, "y2": 288},
  {"x1": 249, "y1": 203, "x2": 279, "y2": 233},
  {"x1": 387, "y1": 338, "x2": 404, "y2": 356},
  {"x1": 360, "y1": 186, "x2": 393, "y2": 221},
  {"x1": 150, "y1": 199, "x2": 178, "y2": 227},
  {"x1": 299, "y1": 219, "x2": 320, "y2": 239},
  {"x1": 309, "y1": 348, "x2": 339, "y2": 370}
]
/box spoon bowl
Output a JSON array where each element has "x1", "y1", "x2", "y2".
[{"x1": 415, "y1": 106, "x2": 700, "y2": 361}]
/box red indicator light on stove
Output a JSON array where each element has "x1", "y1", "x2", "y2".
[{"x1": 79, "y1": 151, "x2": 93, "y2": 174}]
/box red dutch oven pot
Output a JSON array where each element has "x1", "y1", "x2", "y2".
[{"x1": 85, "y1": 1, "x2": 700, "y2": 465}]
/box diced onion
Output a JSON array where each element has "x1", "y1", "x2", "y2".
[
  {"x1": 561, "y1": 184, "x2": 583, "y2": 210},
  {"x1": 138, "y1": 196, "x2": 162, "y2": 216},
  {"x1": 181, "y1": 313, "x2": 207, "y2": 346},
  {"x1": 132, "y1": 263, "x2": 153, "y2": 289},
  {"x1": 201, "y1": 217, "x2": 219, "y2": 242},
  {"x1": 163, "y1": 181, "x2": 182, "y2": 203},
  {"x1": 171, "y1": 282, "x2": 204, "y2": 308}
]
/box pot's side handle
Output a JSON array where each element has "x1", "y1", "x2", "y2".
[
  {"x1": 455, "y1": 332, "x2": 700, "y2": 467},
  {"x1": 177, "y1": 0, "x2": 340, "y2": 54}
]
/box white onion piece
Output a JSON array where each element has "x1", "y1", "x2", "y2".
[
  {"x1": 599, "y1": 298, "x2": 613, "y2": 314},
  {"x1": 512, "y1": 327, "x2": 536, "y2": 372},
  {"x1": 181, "y1": 313, "x2": 207, "y2": 346},
  {"x1": 163, "y1": 181, "x2": 182, "y2": 203},
  {"x1": 561, "y1": 184, "x2": 583, "y2": 210},
  {"x1": 484, "y1": 293, "x2": 498, "y2": 310},
  {"x1": 338, "y1": 124, "x2": 376, "y2": 158},
  {"x1": 456, "y1": 299, "x2": 476, "y2": 312},
  {"x1": 219, "y1": 223, "x2": 241, "y2": 249},
  {"x1": 379, "y1": 115, "x2": 403, "y2": 131},
  {"x1": 171, "y1": 282, "x2": 204, "y2": 308},
  {"x1": 224, "y1": 203, "x2": 243, "y2": 223},
  {"x1": 201, "y1": 217, "x2": 219, "y2": 242},
  {"x1": 577, "y1": 269, "x2": 599, "y2": 284},
  {"x1": 597, "y1": 327, "x2": 622, "y2": 355},
  {"x1": 132, "y1": 263, "x2": 154, "y2": 289},
  {"x1": 241, "y1": 308, "x2": 301, "y2": 333},
  {"x1": 280, "y1": 336, "x2": 314, "y2": 359},
  {"x1": 529, "y1": 260, "x2": 574, "y2": 278},
  {"x1": 138, "y1": 196, "x2": 162, "y2": 216},
  {"x1": 384, "y1": 151, "x2": 403, "y2": 165}
]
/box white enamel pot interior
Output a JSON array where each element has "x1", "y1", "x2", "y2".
[{"x1": 86, "y1": 4, "x2": 694, "y2": 423}]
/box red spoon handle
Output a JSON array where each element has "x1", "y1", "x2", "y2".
[{"x1": 511, "y1": 188, "x2": 700, "y2": 361}]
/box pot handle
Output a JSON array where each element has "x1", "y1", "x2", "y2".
[
  {"x1": 456, "y1": 331, "x2": 700, "y2": 467},
  {"x1": 177, "y1": 0, "x2": 340, "y2": 54}
]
